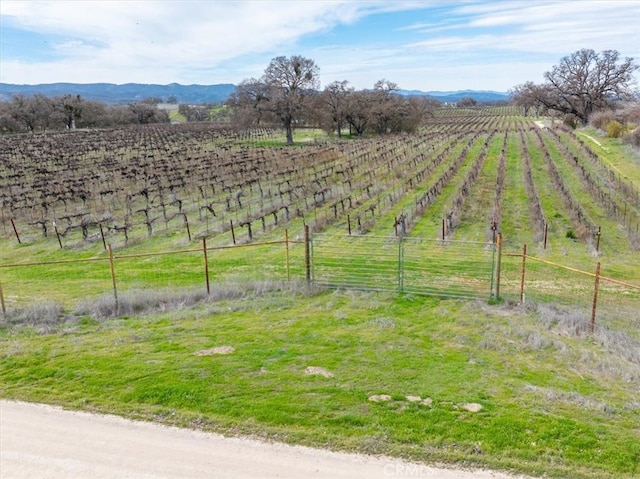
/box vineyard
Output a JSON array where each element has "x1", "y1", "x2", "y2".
[{"x1": 1, "y1": 108, "x2": 640, "y2": 311}]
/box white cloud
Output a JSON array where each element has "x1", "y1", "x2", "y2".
[{"x1": 0, "y1": 0, "x2": 638, "y2": 91}]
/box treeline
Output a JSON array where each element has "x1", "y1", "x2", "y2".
[{"x1": 0, "y1": 94, "x2": 171, "y2": 133}]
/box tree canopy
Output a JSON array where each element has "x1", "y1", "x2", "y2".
[
  {"x1": 511, "y1": 49, "x2": 638, "y2": 125},
  {"x1": 228, "y1": 55, "x2": 319, "y2": 144}
]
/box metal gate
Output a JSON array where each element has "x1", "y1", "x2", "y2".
[{"x1": 310, "y1": 234, "x2": 497, "y2": 299}]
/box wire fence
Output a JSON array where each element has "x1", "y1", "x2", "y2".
[
  {"x1": 0, "y1": 235, "x2": 306, "y2": 314},
  {"x1": 1, "y1": 230, "x2": 638, "y2": 337},
  {"x1": 498, "y1": 244, "x2": 640, "y2": 335}
]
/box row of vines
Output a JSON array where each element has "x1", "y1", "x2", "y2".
[{"x1": 1, "y1": 110, "x2": 639, "y2": 254}]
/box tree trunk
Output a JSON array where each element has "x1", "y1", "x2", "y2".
[{"x1": 285, "y1": 117, "x2": 294, "y2": 145}]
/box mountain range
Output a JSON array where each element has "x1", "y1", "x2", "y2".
[{"x1": 0, "y1": 82, "x2": 510, "y2": 105}]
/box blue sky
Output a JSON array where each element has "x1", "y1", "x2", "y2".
[{"x1": 1, "y1": 0, "x2": 638, "y2": 92}]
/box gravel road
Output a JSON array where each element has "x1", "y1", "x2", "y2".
[{"x1": 1, "y1": 400, "x2": 527, "y2": 478}]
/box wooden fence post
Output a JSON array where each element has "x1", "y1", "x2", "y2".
[
  {"x1": 543, "y1": 223, "x2": 548, "y2": 249},
  {"x1": 590, "y1": 262, "x2": 601, "y2": 334},
  {"x1": 203, "y1": 237, "x2": 210, "y2": 295},
  {"x1": 108, "y1": 244, "x2": 118, "y2": 315},
  {"x1": 519, "y1": 244, "x2": 527, "y2": 304}
]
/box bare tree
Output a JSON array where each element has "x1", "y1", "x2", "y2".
[
  {"x1": 320, "y1": 80, "x2": 351, "y2": 137},
  {"x1": 512, "y1": 49, "x2": 638, "y2": 125},
  {"x1": 230, "y1": 55, "x2": 319, "y2": 144},
  {"x1": 56, "y1": 94, "x2": 83, "y2": 129},
  {"x1": 457, "y1": 97, "x2": 477, "y2": 108},
  {"x1": 344, "y1": 90, "x2": 373, "y2": 137},
  {"x1": 10, "y1": 94, "x2": 54, "y2": 132}
]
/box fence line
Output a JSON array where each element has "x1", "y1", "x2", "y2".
[
  {"x1": 1, "y1": 232, "x2": 638, "y2": 334},
  {"x1": 499, "y1": 240, "x2": 640, "y2": 332},
  {"x1": 0, "y1": 232, "x2": 307, "y2": 318}
]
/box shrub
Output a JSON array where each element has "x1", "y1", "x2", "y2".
[
  {"x1": 606, "y1": 120, "x2": 625, "y2": 138},
  {"x1": 5, "y1": 301, "x2": 64, "y2": 326},
  {"x1": 622, "y1": 126, "x2": 640, "y2": 148},
  {"x1": 589, "y1": 110, "x2": 617, "y2": 130}
]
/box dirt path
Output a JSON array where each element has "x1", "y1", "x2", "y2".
[{"x1": 0, "y1": 400, "x2": 528, "y2": 479}]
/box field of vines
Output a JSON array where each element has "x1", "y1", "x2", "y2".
[
  {"x1": 2, "y1": 108, "x2": 639, "y2": 249},
  {"x1": 1, "y1": 107, "x2": 639, "y2": 307}
]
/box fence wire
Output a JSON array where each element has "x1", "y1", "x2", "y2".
[{"x1": 311, "y1": 234, "x2": 497, "y2": 298}]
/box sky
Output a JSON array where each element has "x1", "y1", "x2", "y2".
[{"x1": 0, "y1": 0, "x2": 639, "y2": 92}]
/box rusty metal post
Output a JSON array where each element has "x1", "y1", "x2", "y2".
[
  {"x1": 285, "y1": 229, "x2": 290, "y2": 281},
  {"x1": 54, "y1": 222, "x2": 63, "y2": 249},
  {"x1": 495, "y1": 233, "x2": 503, "y2": 300},
  {"x1": 0, "y1": 277, "x2": 6, "y2": 320},
  {"x1": 203, "y1": 237, "x2": 210, "y2": 295},
  {"x1": 108, "y1": 244, "x2": 118, "y2": 315},
  {"x1": 519, "y1": 244, "x2": 527, "y2": 304},
  {"x1": 590, "y1": 262, "x2": 601, "y2": 334},
  {"x1": 184, "y1": 213, "x2": 192, "y2": 242},
  {"x1": 10, "y1": 218, "x2": 21, "y2": 244},
  {"x1": 99, "y1": 223, "x2": 107, "y2": 251},
  {"x1": 304, "y1": 224, "x2": 311, "y2": 284},
  {"x1": 230, "y1": 220, "x2": 236, "y2": 245}
]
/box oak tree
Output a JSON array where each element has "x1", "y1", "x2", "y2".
[{"x1": 512, "y1": 49, "x2": 638, "y2": 125}]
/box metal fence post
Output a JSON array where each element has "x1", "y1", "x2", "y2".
[
  {"x1": 0, "y1": 277, "x2": 6, "y2": 320},
  {"x1": 108, "y1": 244, "x2": 119, "y2": 315},
  {"x1": 304, "y1": 224, "x2": 311, "y2": 284},
  {"x1": 519, "y1": 244, "x2": 527, "y2": 304},
  {"x1": 398, "y1": 235, "x2": 404, "y2": 293},
  {"x1": 590, "y1": 262, "x2": 601, "y2": 334},
  {"x1": 493, "y1": 233, "x2": 503, "y2": 300},
  {"x1": 285, "y1": 229, "x2": 290, "y2": 281},
  {"x1": 202, "y1": 237, "x2": 210, "y2": 295}
]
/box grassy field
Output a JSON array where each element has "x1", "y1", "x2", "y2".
[
  {"x1": 1, "y1": 115, "x2": 640, "y2": 478},
  {"x1": 1, "y1": 284, "x2": 639, "y2": 478}
]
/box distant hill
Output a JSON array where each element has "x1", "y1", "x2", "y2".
[
  {"x1": 0, "y1": 82, "x2": 509, "y2": 105},
  {"x1": 399, "y1": 89, "x2": 510, "y2": 103},
  {"x1": 0, "y1": 83, "x2": 236, "y2": 104}
]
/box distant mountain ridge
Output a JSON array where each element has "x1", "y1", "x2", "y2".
[
  {"x1": 0, "y1": 83, "x2": 237, "y2": 104},
  {"x1": 0, "y1": 82, "x2": 509, "y2": 104}
]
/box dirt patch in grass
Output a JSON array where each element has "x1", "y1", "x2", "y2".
[
  {"x1": 195, "y1": 346, "x2": 235, "y2": 356},
  {"x1": 304, "y1": 366, "x2": 333, "y2": 378}
]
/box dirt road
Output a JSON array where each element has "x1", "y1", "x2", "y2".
[{"x1": 1, "y1": 400, "x2": 526, "y2": 478}]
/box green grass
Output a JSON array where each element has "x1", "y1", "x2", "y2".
[
  {"x1": 2, "y1": 115, "x2": 640, "y2": 478},
  {"x1": 1, "y1": 289, "x2": 639, "y2": 478}
]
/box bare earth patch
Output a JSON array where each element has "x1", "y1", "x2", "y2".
[
  {"x1": 304, "y1": 366, "x2": 333, "y2": 378},
  {"x1": 194, "y1": 346, "x2": 235, "y2": 356},
  {"x1": 368, "y1": 394, "x2": 392, "y2": 402},
  {"x1": 463, "y1": 403, "x2": 483, "y2": 412}
]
